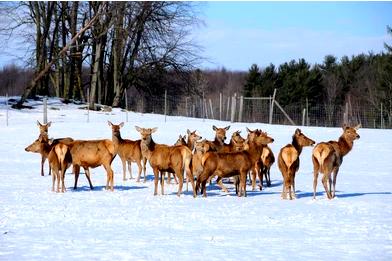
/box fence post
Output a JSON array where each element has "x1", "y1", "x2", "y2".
[
  {"x1": 230, "y1": 93, "x2": 237, "y2": 123},
  {"x1": 238, "y1": 95, "x2": 244, "y2": 122},
  {"x1": 381, "y1": 103, "x2": 384, "y2": 129},
  {"x1": 43, "y1": 96, "x2": 48, "y2": 124},
  {"x1": 87, "y1": 88, "x2": 90, "y2": 123},
  {"x1": 269, "y1": 89, "x2": 277, "y2": 124},
  {"x1": 204, "y1": 98, "x2": 209, "y2": 119},
  {"x1": 125, "y1": 89, "x2": 128, "y2": 122},
  {"x1": 306, "y1": 98, "x2": 309, "y2": 126},
  {"x1": 302, "y1": 108, "x2": 306, "y2": 126},
  {"x1": 209, "y1": 99, "x2": 214, "y2": 119},
  {"x1": 226, "y1": 96, "x2": 230, "y2": 121},
  {"x1": 6, "y1": 93, "x2": 9, "y2": 126},
  {"x1": 185, "y1": 97, "x2": 189, "y2": 117},
  {"x1": 219, "y1": 93, "x2": 222, "y2": 121},
  {"x1": 164, "y1": 89, "x2": 167, "y2": 122}
]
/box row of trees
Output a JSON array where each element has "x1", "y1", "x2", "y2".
[
  {"x1": 0, "y1": 2, "x2": 391, "y2": 127},
  {"x1": 243, "y1": 51, "x2": 392, "y2": 126},
  {"x1": 0, "y1": 1, "x2": 202, "y2": 109}
]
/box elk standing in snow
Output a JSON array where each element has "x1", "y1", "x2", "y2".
[
  {"x1": 196, "y1": 130, "x2": 274, "y2": 197},
  {"x1": 25, "y1": 136, "x2": 72, "y2": 192},
  {"x1": 135, "y1": 126, "x2": 195, "y2": 197},
  {"x1": 108, "y1": 121, "x2": 146, "y2": 181},
  {"x1": 312, "y1": 124, "x2": 360, "y2": 199},
  {"x1": 278, "y1": 128, "x2": 315, "y2": 200}
]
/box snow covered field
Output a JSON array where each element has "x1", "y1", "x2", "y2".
[{"x1": 0, "y1": 97, "x2": 391, "y2": 260}]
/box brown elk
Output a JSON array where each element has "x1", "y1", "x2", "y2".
[
  {"x1": 312, "y1": 124, "x2": 360, "y2": 199},
  {"x1": 261, "y1": 145, "x2": 275, "y2": 187},
  {"x1": 278, "y1": 128, "x2": 315, "y2": 200},
  {"x1": 25, "y1": 136, "x2": 72, "y2": 192},
  {"x1": 206, "y1": 125, "x2": 230, "y2": 152},
  {"x1": 108, "y1": 121, "x2": 146, "y2": 182},
  {"x1": 196, "y1": 130, "x2": 274, "y2": 197},
  {"x1": 135, "y1": 126, "x2": 195, "y2": 197},
  {"x1": 219, "y1": 131, "x2": 246, "y2": 153},
  {"x1": 36, "y1": 121, "x2": 52, "y2": 176},
  {"x1": 246, "y1": 128, "x2": 270, "y2": 191},
  {"x1": 61, "y1": 139, "x2": 117, "y2": 191}
]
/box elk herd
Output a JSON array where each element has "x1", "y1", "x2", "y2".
[{"x1": 25, "y1": 120, "x2": 361, "y2": 200}]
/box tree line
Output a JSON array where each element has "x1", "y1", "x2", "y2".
[{"x1": 0, "y1": 2, "x2": 391, "y2": 127}]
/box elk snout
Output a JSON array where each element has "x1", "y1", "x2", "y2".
[{"x1": 356, "y1": 134, "x2": 360, "y2": 139}]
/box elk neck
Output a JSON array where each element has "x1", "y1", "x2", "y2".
[
  {"x1": 337, "y1": 135, "x2": 354, "y2": 157},
  {"x1": 292, "y1": 136, "x2": 303, "y2": 155}
]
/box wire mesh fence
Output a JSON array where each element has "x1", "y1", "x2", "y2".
[{"x1": 125, "y1": 92, "x2": 391, "y2": 129}]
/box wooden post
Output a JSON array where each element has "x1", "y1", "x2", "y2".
[
  {"x1": 209, "y1": 99, "x2": 214, "y2": 119},
  {"x1": 6, "y1": 93, "x2": 9, "y2": 126},
  {"x1": 269, "y1": 89, "x2": 277, "y2": 124},
  {"x1": 226, "y1": 96, "x2": 230, "y2": 121},
  {"x1": 43, "y1": 96, "x2": 48, "y2": 124},
  {"x1": 125, "y1": 89, "x2": 128, "y2": 122},
  {"x1": 306, "y1": 98, "x2": 309, "y2": 126},
  {"x1": 193, "y1": 104, "x2": 195, "y2": 118},
  {"x1": 87, "y1": 88, "x2": 90, "y2": 123},
  {"x1": 219, "y1": 93, "x2": 222, "y2": 121},
  {"x1": 164, "y1": 89, "x2": 167, "y2": 122},
  {"x1": 274, "y1": 100, "x2": 296, "y2": 126},
  {"x1": 381, "y1": 103, "x2": 384, "y2": 129},
  {"x1": 230, "y1": 93, "x2": 237, "y2": 123},
  {"x1": 238, "y1": 95, "x2": 244, "y2": 122},
  {"x1": 204, "y1": 98, "x2": 209, "y2": 119},
  {"x1": 185, "y1": 97, "x2": 189, "y2": 117},
  {"x1": 302, "y1": 108, "x2": 306, "y2": 126}
]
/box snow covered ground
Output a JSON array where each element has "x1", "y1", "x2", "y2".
[{"x1": 0, "y1": 97, "x2": 391, "y2": 260}]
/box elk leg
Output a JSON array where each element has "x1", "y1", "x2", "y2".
[
  {"x1": 136, "y1": 160, "x2": 142, "y2": 183},
  {"x1": 160, "y1": 171, "x2": 165, "y2": 195},
  {"x1": 257, "y1": 168, "x2": 263, "y2": 191},
  {"x1": 121, "y1": 158, "x2": 127, "y2": 181},
  {"x1": 322, "y1": 174, "x2": 332, "y2": 199},
  {"x1": 291, "y1": 172, "x2": 296, "y2": 199},
  {"x1": 74, "y1": 165, "x2": 80, "y2": 190},
  {"x1": 216, "y1": 177, "x2": 228, "y2": 193},
  {"x1": 41, "y1": 156, "x2": 45, "y2": 176},
  {"x1": 127, "y1": 161, "x2": 132, "y2": 180},
  {"x1": 142, "y1": 157, "x2": 147, "y2": 183},
  {"x1": 312, "y1": 156, "x2": 320, "y2": 199},
  {"x1": 176, "y1": 169, "x2": 184, "y2": 197},
  {"x1": 153, "y1": 168, "x2": 159, "y2": 196},
  {"x1": 103, "y1": 165, "x2": 114, "y2": 191},
  {"x1": 51, "y1": 168, "x2": 56, "y2": 192},
  {"x1": 332, "y1": 167, "x2": 339, "y2": 198},
  {"x1": 61, "y1": 167, "x2": 66, "y2": 192},
  {"x1": 56, "y1": 170, "x2": 61, "y2": 193},
  {"x1": 84, "y1": 167, "x2": 94, "y2": 190},
  {"x1": 166, "y1": 172, "x2": 171, "y2": 184},
  {"x1": 251, "y1": 169, "x2": 257, "y2": 191},
  {"x1": 185, "y1": 168, "x2": 196, "y2": 198}
]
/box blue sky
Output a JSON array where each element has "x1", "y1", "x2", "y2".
[
  {"x1": 194, "y1": 1, "x2": 392, "y2": 71},
  {"x1": 0, "y1": 1, "x2": 391, "y2": 71}
]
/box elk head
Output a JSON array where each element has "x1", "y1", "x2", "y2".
[
  {"x1": 342, "y1": 124, "x2": 361, "y2": 141},
  {"x1": 213, "y1": 125, "x2": 230, "y2": 143},
  {"x1": 293, "y1": 128, "x2": 315, "y2": 147}
]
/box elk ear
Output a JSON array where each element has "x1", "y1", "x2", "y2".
[
  {"x1": 295, "y1": 128, "x2": 301, "y2": 135},
  {"x1": 151, "y1": 127, "x2": 158, "y2": 133},
  {"x1": 187, "y1": 129, "x2": 191, "y2": 135},
  {"x1": 354, "y1": 124, "x2": 361, "y2": 130},
  {"x1": 225, "y1": 125, "x2": 230, "y2": 131},
  {"x1": 212, "y1": 125, "x2": 217, "y2": 131},
  {"x1": 46, "y1": 121, "x2": 52, "y2": 127},
  {"x1": 179, "y1": 135, "x2": 183, "y2": 139},
  {"x1": 342, "y1": 123, "x2": 348, "y2": 130},
  {"x1": 108, "y1": 120, "x2": 113, "y2": 126},
  {"x1": 246, "y1": 127, "x2": 251, "y2": 133},
  {"x1": 119, "y1": 122, "x2": 125, "y2": 128},
  {"x1": 37, "y1": 120, "x2": 42, "y2": 127},
  {"x1": 135, "y1": 126, "x2": 142, "y2": 133}
]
